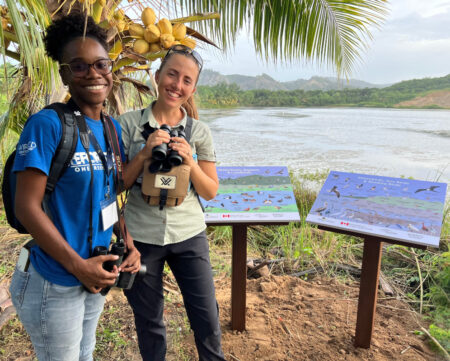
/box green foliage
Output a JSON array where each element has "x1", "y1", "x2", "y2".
[
  {"x1": 196, "y1": 75, "x2": 450, "y2": 108},
  {"x1": 95, "y1": 304, "x2": 129, "y2": 354},
  {"x1": 429, "y1": 324, "x2": 450, "y2": 352}
]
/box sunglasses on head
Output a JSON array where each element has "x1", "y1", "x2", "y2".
[
  {"x1": 61, "y1": 59, "x2": 113, "y2": 78},
  {"x1": 164, "y1": 44, "x2": 203, "y2": 71}
]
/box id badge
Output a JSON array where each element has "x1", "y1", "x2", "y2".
[{"x1": 100, "y1": 197, "x2": 118, "y2": 231}]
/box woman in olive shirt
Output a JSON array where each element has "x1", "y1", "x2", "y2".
[{"x1": 119, "y1": 45, "x2": 225, "y2": 361}]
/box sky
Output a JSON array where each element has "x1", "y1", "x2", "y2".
[{"x1": 199, "y1": 0, "x2": 450, "y2": 85}]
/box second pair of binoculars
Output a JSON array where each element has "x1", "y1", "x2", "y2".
[
  {"x1": 150, "y1": 124, "x2": 186, "y2": 173},
  {"x1": 91, "y1": 240, "x2": 147, "y2": 296}
]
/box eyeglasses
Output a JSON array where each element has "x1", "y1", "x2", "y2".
[
  {"x1": 164, "y1": 44, "x2": 203, "y2": 71},
  {"x1": 61, "y1": 59, "x2": 113, "y2": 77}
]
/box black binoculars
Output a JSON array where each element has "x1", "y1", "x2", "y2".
[
  {"x1": 91, "y1": 240, "x2": 146, "y2": 296},
  {"x1": 149, "y1": 124, "x2": 186, "y2": 173}
]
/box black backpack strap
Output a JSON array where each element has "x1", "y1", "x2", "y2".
[
  {"x1": 141, "y1": 122, "x2": 156, "y2": 141},
  {"x1": 43, "y1": 103, "x2": 78, "y2": 194},
  {"x1": 69, "y1": 106, "x2": 95, "y2": 254},
  {"x1": 184, "y1": 117, "x2": 205, "y2": 211},
  {"x1": 184, "y1": 116, "x2": 193, "y2": 142}
]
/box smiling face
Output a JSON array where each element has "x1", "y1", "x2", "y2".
[
  {"x1": 59, "y1": 37, "x2": 113, "y2": 118},
  {"x1": 155, "y1": 53, "x2": 199, "y2": 110}
]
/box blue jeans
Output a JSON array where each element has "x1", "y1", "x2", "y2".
[{"x1": 9, "y1": 263, "x2": 105, "y2": 361}]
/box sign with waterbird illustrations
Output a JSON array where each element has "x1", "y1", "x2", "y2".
[
  {"x1": 306, "y1": 171, "x2": 447, "y2": 247},
  {"x1": 202, "y1": 166, "x2": 301, "y2": 223}
]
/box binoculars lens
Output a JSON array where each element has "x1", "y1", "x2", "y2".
[{"x1": 149, "y1": 125, "x2": 186, "y2": 173}]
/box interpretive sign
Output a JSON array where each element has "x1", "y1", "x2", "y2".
[
  {"x1": 306, "y1": 171, "x2": 447, "y2": 247},
  {"x1": 202, "y1": 166, "x2": 300, "y2": 223}
]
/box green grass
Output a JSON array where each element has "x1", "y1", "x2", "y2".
[{"x1": 95, "y1": 304, "x2": 130, "y2": 354}]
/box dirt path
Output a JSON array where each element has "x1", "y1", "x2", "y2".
[
  {"x1": 0, "y1": 262, "x2": 444, "y2": 360},
  {"x1": 176, "y1": 275, "x2": 442, "y2": 361}
]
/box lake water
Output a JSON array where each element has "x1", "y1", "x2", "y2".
[{"x1": 199, "y1": 107, "x2": 450, "y2": 187}]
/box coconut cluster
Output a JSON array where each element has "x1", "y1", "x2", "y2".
[
  {"x1": 128, "y1": 7, "x2": 196, "y2": 54},
  {"x1": 0, "y1": 5, "x2": 12, "y2": 49}
]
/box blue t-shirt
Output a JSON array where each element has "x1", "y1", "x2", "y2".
[{"x1": 13, "y1": 108, "x2": 125, "y2": 286}]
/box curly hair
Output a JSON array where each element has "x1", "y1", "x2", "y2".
[{"x1": 44, "y1": 12, "x2": 109, "y2": 63}]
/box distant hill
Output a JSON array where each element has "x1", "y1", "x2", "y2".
[
  {"x1": 198, "y1": 69, "x2": 389, "y2": 91},
  {"x1": 196, "y1": 73, "x2": 450, "y2": 109}
]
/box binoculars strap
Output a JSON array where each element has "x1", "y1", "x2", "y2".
[{"x1": 159, "y1": 189, "x2": 168, "y2": 210}]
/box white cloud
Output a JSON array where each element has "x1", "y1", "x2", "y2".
[{"x1": 201, "y1": 0, "x2": 450, "y2": 84}]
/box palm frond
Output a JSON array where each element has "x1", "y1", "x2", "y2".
[{"x1": 176, "y1": 0, "x2": 388, "y2": 76}]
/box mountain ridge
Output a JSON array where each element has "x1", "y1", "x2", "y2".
[{"x1": 198, "y1": 69, "x2": 391, "y2": 91}]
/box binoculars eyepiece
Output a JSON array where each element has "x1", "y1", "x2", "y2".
[{"x1": 150, "y1": 124, "x2": 186, "y2": 173}]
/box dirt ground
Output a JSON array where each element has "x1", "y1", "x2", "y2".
[
  {"x1": 211, "y1": 275, "x2": 443, "y2": 361},
  {"x1": 0, "y1": 273, "x2": 444, "y2": 361},
  {"x1": 0, "y1": 247, "x2": 444, "y2": 361},
  {"x1": 396, "y1": 90, "x2": 450, "y2": 109}
]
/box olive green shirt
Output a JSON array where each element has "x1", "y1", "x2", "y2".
[{"x1": 118, "y1": 104, "x2": 216, "y2": 245}]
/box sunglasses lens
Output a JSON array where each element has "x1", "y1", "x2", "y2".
[
  {"x1": 191, "y1": 51, "x2": 203, "y2": 69},
  {"x1": 166, "y1": 45, "x2": 203, "y2": 70}
]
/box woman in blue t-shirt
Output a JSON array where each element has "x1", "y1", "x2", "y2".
[{"x1": 9, "y1": 13, "x2": 140, "y2": 361}]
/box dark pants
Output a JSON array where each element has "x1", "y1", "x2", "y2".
[{"x1": 125, "y1": 231, "x2": 225, "y2": 361}]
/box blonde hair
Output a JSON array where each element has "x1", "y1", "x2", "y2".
[{"x1": 182, "y1": 96, "x2": 198, "y2": 119}]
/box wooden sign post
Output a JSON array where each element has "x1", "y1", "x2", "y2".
[
  {"x1": 355, "y1": 237, "x2": 383, "y2": 348},
  {"x1": 203, "y1": 166, "x2": 300, "y2": 331},
  {"x1": 318, "y1": 226, "x2": 427, "y2": 347},
  {"x1": 309, "y1": 171, "x2": 447, "y2": 348}
]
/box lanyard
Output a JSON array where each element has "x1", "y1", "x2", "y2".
[
  {"x1": 66, "y1": 99, "x2": 119, "y2": 254},
  {"x1": 87, "y1": 117, "x2": 114, "y2": 197}
]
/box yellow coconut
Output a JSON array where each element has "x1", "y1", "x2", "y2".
[
  {"x1": 149, "y1": 43, "x2": 161, "y2": 53},
  {"x1": 157, "y1": 18, "x2": 172, "y2": 35},
  {"x1": 1, "y1": 17, "x2": 8, "y2": 31},
  {"x1": 129, "y1": 23, "x2": 145, "y2": 38},
  {"x1": 160, "y1": 33, "x2": 175, "y2": 49},
  {"x1": 114, "y1": 9, "x2": 125, "y2": 20},
  {"x1": 144, "y1": 24, "x2": 160, "y2": 43},
  {"x1": 116, "y1": 20, "x2": 126, "y2": 33},
  {"x1": 97, "y1": 0, "x2": 106, "y2": 6},
  {"x1": 180, "y1": 37, "x2": 196, "y2": 50},
  {"x1": 133, "y1": 39, "x2": 150, "y2": 54},
  {"x1": 141, "y1": 7, "x2": 156, "y2": 27},
  {"x1": 172, "y1": 23, "x2": 186, "y2": 41}
]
